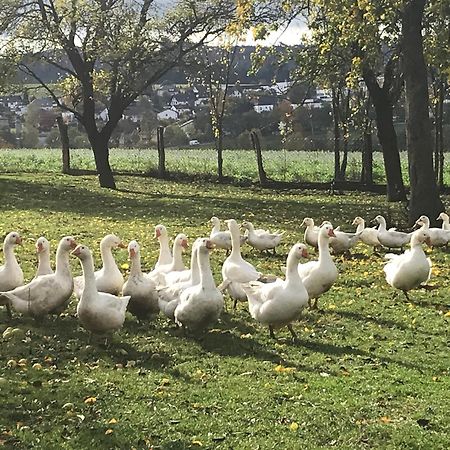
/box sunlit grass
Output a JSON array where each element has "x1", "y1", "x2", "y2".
[
  {"x1": 0, "y1": 147, "x2": 442, "y2": 185},
  {"x1": 0, "y1": 172, "x2": 449, "y2": 449}
]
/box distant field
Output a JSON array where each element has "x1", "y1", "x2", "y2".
[{"x1": 0, "y1": 147, "x2": 428, "y2": 185}]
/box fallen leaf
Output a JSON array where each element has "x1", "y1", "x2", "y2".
[
  {"x1": 108, "y1": 418, "x2": 118, "y2": 424},
  {"x1": 289, "y1": 422, "x2": 299, "y2": 431},
  {"x1": 84, "y1": 397, "x2": 97, "y2": 404},
  {"x1": 105, "y1": 429, "x2": 113, "y2": 435},
  {"x1": 380, "y1": 416, "x2": 392, "y2": 424}
]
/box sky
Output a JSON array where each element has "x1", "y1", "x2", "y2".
[{"x1": 243, "y1": 18, "x2": 308, "y2": 46}]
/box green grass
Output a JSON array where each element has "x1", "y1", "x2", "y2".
[
  {"x1": 1, "y1": 147, "x2": 443, "y2": 185},
  {"x1": 0, "y1": 172, "x2": 449, "y2": 449}
]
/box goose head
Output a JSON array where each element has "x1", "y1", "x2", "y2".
[
  {"x1": 411, "y1": 229, "x2": 431, "y2": 247},
  {"x1": 301, "y1": 217, "x2": 315, "y2": 228},
  {"x1": 174, "y1": 233, "x2": 189, "y2": 251},
  {"x1": 101, "y1": 234, "x2": 126, "y2": 249},
  {"x1": 241, "y1": 220, "x2": 253, "y2": 231},
  {"x1": 210, "y1": 217, "x2": 220, "y2": 226},
  {"x1": 71, "y1": 244, "x2": 91, "y2": 261},
  {"x1": 320, "y1": 222, "x2": 336, "y2": 238},
  {"x1": 127, "y1": 240, "x2": 140, "y2": 259},
  {"x1": 352, "y1": 216, "x2": 364, "y2": 226},
  {"x1": 154, "y1": 224, "x2": 167, "y2": 239},
  {"x1": 437, "y1": 212, "x2": 449, "y2": 222},
  {"x1": 60, "y1": 236, "x2": 77, "y2": 252},
  {"x1": 225, "y1": 218, "x2": 240, "y2": 234},
  {"x1": 36, "y1": 236, "x2": 50, "y2": 254},
  {"x1": 415, "y1": 215, "x2": 430, "y2": 228},
  {"x1": 5, "y1": 231, "x2": 22, "y2": 246},
  {"x1": 374, "y1": 215, "x2": 386, "y2": 225},
  {"x1": 292, "y1": 242, "x2": 309, "y2": 259},
  {"x1": 197, "y1": 237, "x2": 215, "y2": 254}
]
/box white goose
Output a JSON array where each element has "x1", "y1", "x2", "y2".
[
  {"x1": 122, "y1": 240, "x2": 159, "y2": 320},
  {"x1": 352, "y1": 216, "x2": 381, "y2": 250},
  {"x1": 383, "y1": 229, "x2": 432, "y2": 300},
  {"x1": 298, "y1": 223, "x2": 338, "y2": 309},
  {"x1": 0, "y1": 232, "x2": 24, "y2": 317},
  {"x1": 158, "y1": 238, "x2": 202, "y2": 321},
  {"x1": 154, "y1": 224, "x2": 172, "y2": 269},
  {"x1": 329, "y1": 227, "x2": 361, "y2": 255},
  {"x1": 209, "y1": 216, "x2": 246, "y2": 253},
  {"x1": 72, "y1": 245, "x2": 130, "y2": 335},
  {"x1": 35, "y1": 236, "x2": 53, "y2": 278},
  {"x1": 437, "y1": 212, "x2": 450, "y2": 231},
  {"x1": 242, "y1": 243, "x2": 309, "y2": 340},
  {"x1": 375, "y1": 215, "x2": 411, "y2": 250},
  {"x1": 0, "y1": 236, "x2": 76, "y2": 318},
  {"x1": 301, "y1": 217, "x2": 320, "y2": 249},
  {"x1": 415, "y1": 215, "x2": 450, "y2": 248},
  {"x1": 174, "y1": 238, "x2": 224, "y2": 331},
  {"x1": 220, "y1": 219, "x2": 262, "y2": 307},
  {"x1": 73, "y1": 234, "x2": 125, "y2": 299},
  {"x1": 241, "y1": 221, "x2": 284, "y2": 254},
  {"x1": 148, "y1": 233, "x2": 188, "y2": 282}
]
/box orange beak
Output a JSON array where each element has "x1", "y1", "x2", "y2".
[
  {"x1": 71, "y1": 246, "x2": 81, "y2": 256},
  {"x1": 15, "y1": 236, "x2": 22, "y2": 245},
  {"x1": 70, "y1": 240, "x2": 77, "y2": 249},
  {"x1": 328, "y1": 229, "x2": 336, "y2": 238},
  {"x1": 425, "y1": 237, "x2": 432, "y2": 246},
  {"x1": 206, "y1": 240, "x2": 215, "y2": 250},
  {"x1": 302, "y1": 248, "x2": 309, "y2": 258},
  {"x1": 37, "y1": 242, "x2": 44, "y2": 252},
  {"x1": 181, "y1": 239, "x2": 189, "y2": 249},
  {"x1": 155, "y1": 229, "x2": 161, "y2": 238},
  {"x1": 129, "y1": 248, "x2": 136, "y2": 258}
]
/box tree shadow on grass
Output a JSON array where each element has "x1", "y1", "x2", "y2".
[{"x1": 0, "y1": 175, "x2": 391, "y2": 229}]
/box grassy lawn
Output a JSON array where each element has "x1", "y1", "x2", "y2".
[
  {"x1": 0, "y1": 172, "x2": 449, "y2": 449},
  {"x1": 2, "y1": 147, "x2": 446, "y2": 185}
]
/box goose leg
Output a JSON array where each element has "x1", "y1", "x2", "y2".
[
  {"x1": 287, "y1": 324, "x2": 297, "y2": 341},
  {"x1": 269, "y1": 325, "x2": 276, "y2": 339},
  {"x1": 402, "y1": 290, "x2": 410, "y2": 301},
  {"x1": 5, "y1": 303, "x2": 12, "y2": 320}
]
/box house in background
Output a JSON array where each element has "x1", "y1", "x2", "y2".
[{"x1": 157, "y1": 109, "x2": 179, "y2": 121}]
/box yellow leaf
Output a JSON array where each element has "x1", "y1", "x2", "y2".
[
  {"x1": 380, "y1": 416, "x2": 392, "y2": 424},
  {"x1": 121, "y1": 263, "x2": 129, "y2": 270},
  {"x1": 191, "y1": 440, "x2": 203, "y2": 446},
  {"x1": 84, "y1": 397, "x2": 97, "y2": 404},
  {"x1": 289, "y1": 422, "x2": 299, "y2": 431},
  {"x1": 444, "y1": 311, "x2": 450, "y2": 317},
  {"x1": 108, "y1": 418, "x2": 118, "y2": 424},
  {"x1": 105, "y1": 429, "x2": 113, "y2": 435},
  {"x1": 274, "y1": 365, "x2": 295, "y2": 373}
]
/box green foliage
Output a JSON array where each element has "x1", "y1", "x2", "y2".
[
  {"x1": 0, "y1": 171, "x2": 449, "y2": 448},
  {"x1": 164, "y1": 125, "x2": 188, "y2": 147}
]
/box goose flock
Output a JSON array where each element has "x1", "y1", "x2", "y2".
[{"x1": 0, "y1": 212, "x2": 447, "y2": 340}]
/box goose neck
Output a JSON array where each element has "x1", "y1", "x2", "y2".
[
  {"x1": 318, "y1": 234, "x2": 332, "y2": 261},
  {"x1": 198, "y1": 250, "x2": 215, "y2": 290},
  {"x1": 80, "y1": 254, "x2": 97, "y2": 297},
  {"x1": 285, "y1": 251, "x2": 302, "y2": 283},
  {"x1": 101, "y1": 245, "x2": 116, "y2": 271},
  {"x1": 37, "y1": 252, "x2": 52, "y2": 273},
  {"x1": 55, "y1": 246, "x2": 71, "y2": 278},
  {"x1": 130, "y1": 254, "x2": 142, "y2": 276},
  {"x1": 3, "y1": 244, "x2": 18, "y2": 267}
]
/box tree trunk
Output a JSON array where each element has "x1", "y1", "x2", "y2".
[
  {"x1": 216, "y1": 127, "x2": 224, "y2": 181},
  {"x1": 361, "y1": 131, "x2": 373, "y2": 185},
  {"x1": 403, "y1": 0, "x2": 444, "y2": 225},
  {"x1": 363, "y1": 69, "x2": 406, "y2": 201},
  {"x1": 56, "y1": 115, "x2": 70, "y2": 174},
  {"x1": 88, "y1": 134, "x2": 116, "y2": 189},
  {"x1": 331, "y1": 89, "x2": 342, "y2": 182},
  {"x1": 251, "y1": 130, "x2": 268, "y2": 186},
  {"x1": 157, "y1": 126, "x2": 166, "y2": 178}
]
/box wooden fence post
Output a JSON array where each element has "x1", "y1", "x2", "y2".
[
  {"x1": 250, "y1": 130, "x2": 268, "y2": 186},
  {"x1": 157, "y1": 126, "x2": 166, "y2": 178},
  {"x1": 56, "y1": 115, "x2": 70, "y2": 174}
]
